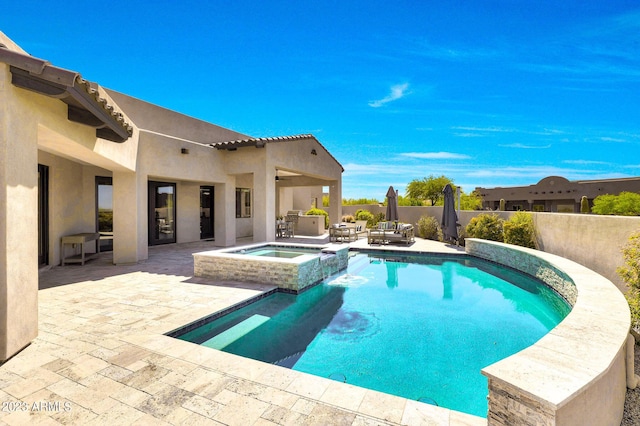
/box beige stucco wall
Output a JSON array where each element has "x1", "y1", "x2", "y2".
[
  {"x1": 105, "y1": 89, "x2": 249, "y2": 144},
  {"x1": 0, "y1": 63, "x2": 38, "y2": 360},
  {"x1": 533, "y1": 213, "x2": 639, "y2": 292}
]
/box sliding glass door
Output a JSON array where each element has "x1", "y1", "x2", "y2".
[
  {"x1": 149, "y1": 181, "x2": 176, "y2": 245},
  {"x1": 200, "y1": 186, "x2": 214, "y2": 240},
  {"x1": 38, "y1": 164, "x2": 49, "y2": 266}
]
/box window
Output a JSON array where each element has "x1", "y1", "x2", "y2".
[
  {"x1": 236, "y1": 188, "x2": 251, "y2": 218},
  {"x1": 533, "y1": 204, "x2": 545, "y2": 212}
]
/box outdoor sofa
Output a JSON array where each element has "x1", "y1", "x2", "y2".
[{"x1": 367, "y1": 221, "x2": 415, "y2": 245}]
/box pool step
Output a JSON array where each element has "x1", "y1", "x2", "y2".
[
  {"x1": 201, "y1": 314, "x2": 270, "y2": 350},
  {"x1": 273, "y1": 350, "x2": 305, "y2": 368}
]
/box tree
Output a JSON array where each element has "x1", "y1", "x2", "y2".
[
  {"x1": 342, "y1": 197, "x2": 381, "y2": 206},
  {"x1": 460, "y1": 191, "x2": 483, "y2": 210},
  {"x1": 398, "y1": 194, "x2": 422, "y2": 206},
  {"x1": 592, "y1": 192, "x2": 640, "y2": 216},
  {"x1": 406, "y1": 175, "x2": 453, "y2": 206}
]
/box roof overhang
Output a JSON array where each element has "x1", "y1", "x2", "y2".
[
  {"x1": 0, "y1": 46, "x2": 133, "y2": 142},
  {"x1": 210, "y1": 134, "x2": 311, "y2": 150},
  {"x1": 210, "y1": 134, "x2": 344, "y2": 172}
]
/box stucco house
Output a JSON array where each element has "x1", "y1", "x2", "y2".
[
  {"x1": 476, "y1": 175, "x2": 640, "y2": 212},
  {"x1": 0, "y1": 32, "x2": 343, "y2": 361}
]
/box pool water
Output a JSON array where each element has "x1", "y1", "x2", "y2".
[
  {"x1": 235, "y1": 245, "x2": 321, "y2": 258},
  {"x1": 177, "y1": 252, "x2": 570, "y2": 416}
]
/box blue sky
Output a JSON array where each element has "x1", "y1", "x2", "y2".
[{"x1": 3, "y1": 1, "x2": 640, "y2": 199}]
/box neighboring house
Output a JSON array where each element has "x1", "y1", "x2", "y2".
[
  {"x1": 476, "y1": 175, "x2": 640, "y2": 212},
  {"x1": 0, "y1": 32, "x2": 343, "y2": 361}
]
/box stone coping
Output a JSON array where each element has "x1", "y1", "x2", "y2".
[
  {"x1": 194, "y1": 242, "x2": 347, "y2": 265},
  {"x1": 465, "y1": 239, "x2": 630, "y2": 424}
]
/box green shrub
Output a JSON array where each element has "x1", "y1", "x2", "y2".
[
  {"x1": 354, "y1": 209, "x2": 375, "y2": 227},
  {"x1": 417, "y1": 215, "x2": 441, "y2": 240},
  {"x1": 305, "y1": 208, "x2": 329, "y2": 228},
  {"x1": 465, "y1": 213, "x2": 504, "y2": 242},
  {"x1": 627, "y1": 289, "x2": 640, "y2": 331},
  {"x1": 503, "y1": 211, "x2": 536, "y2": 248},
  {"x1": 593, "y1": 192, "x2": 640, "y2": 216},
  {"x1": 617, "y1": 231, "x2": 640, "y2": 330},
  {"x1": 373, "y1": 212, "x2": 386, "y2": 226}
]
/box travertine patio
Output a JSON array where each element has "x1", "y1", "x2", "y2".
[{"x1": 1, "y1": 238, "x2": 483, "y2": 425}]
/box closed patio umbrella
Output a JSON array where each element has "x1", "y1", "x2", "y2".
[
  {"x1": 386, "y1": 186, "x2": 399, "y2": 222},
  {"x1": 441, "y1": 184, "x2": 459, "y2": 243}
]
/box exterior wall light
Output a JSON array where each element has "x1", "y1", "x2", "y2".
[{"x1": 311, "y1": 149, "x2": 317, "y2": 155}]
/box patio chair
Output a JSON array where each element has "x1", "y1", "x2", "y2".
[{"x1": 354, "y1": 220, "x2": 368, "y2": 238}]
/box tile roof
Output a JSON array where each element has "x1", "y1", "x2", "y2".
[
  {"x1": 0, "y1": 45, "x2": 133, "y2": 142},
  {"x1": 211, "y1": 134, "x2": 344, "y2": 171},
  {"x1": 210, "y1": 134, "x2": 315, "y2": 149}
]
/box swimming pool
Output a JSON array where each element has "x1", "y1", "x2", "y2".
[{"x1": 176, "y1": 251, "x2": 570, "y2": 416}]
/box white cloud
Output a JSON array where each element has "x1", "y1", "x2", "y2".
[
  {"x1": 563, "y1": 159, "x2": 609, "y2": 165},
  {"x1": 600, "y1": 137, "x2": 627, "y2": 143},
  {"x1": 499, "y1": 143, "x2": 552, "y2": 149},
  {"x1": 451, "y1": 126, "x2": 515, "y2": 133},
  {"x1": 368, "y1": 83, "x2": 410, "y2": 108},
  {"x1": 400, "y1": 152, "x2": 471, "y2": 160}
]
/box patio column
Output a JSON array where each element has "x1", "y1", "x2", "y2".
[
  {"x1": 0, "y1": 68, "x2": 39, "y2": 360},
  {"x1": 112, "y1": 170, "x2": 148, "y2": 263},
  {"x1": 252, "y1": 168, "x2": 276, "y2": 242},
  {"x1": 214, "y1": 178, "x2": 236, "y2": 247},
  {"x1": 328, "y1": 179, "x2": 343, "y2": 226}
]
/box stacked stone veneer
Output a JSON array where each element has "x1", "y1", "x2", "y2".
[
  {"x1": 193, "y1": 244, "x2": 349, "y2": 292},
  {"x1": 465, "y1": 238, "x2": 630, "y2": 426},
  {"x1": 465, "y1": 238, "x2": 577, "y2": 305}
]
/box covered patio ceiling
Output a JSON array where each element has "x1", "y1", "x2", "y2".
[{"x1": 275, "y1": 169, "x2": 333, "y2": 187}]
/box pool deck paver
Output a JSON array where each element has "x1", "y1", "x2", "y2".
[{"x1": 0, "y1": 236, "x2": 485, "y2": 426}]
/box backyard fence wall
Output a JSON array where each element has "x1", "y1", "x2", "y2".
[{"x1": 339, "y1": 205, "x2": 640, "y2": 292}]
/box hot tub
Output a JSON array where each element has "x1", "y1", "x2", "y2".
[{"x1": 193, "y1": 243, "x2": 349, "y2": 292}]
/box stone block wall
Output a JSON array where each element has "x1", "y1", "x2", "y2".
[
  {"x1": 193, "y1": 245, "x2": 349, "y2": 293},
  {"x1": 465, "y1": 238, "x2": 577, "y2": 305}
]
